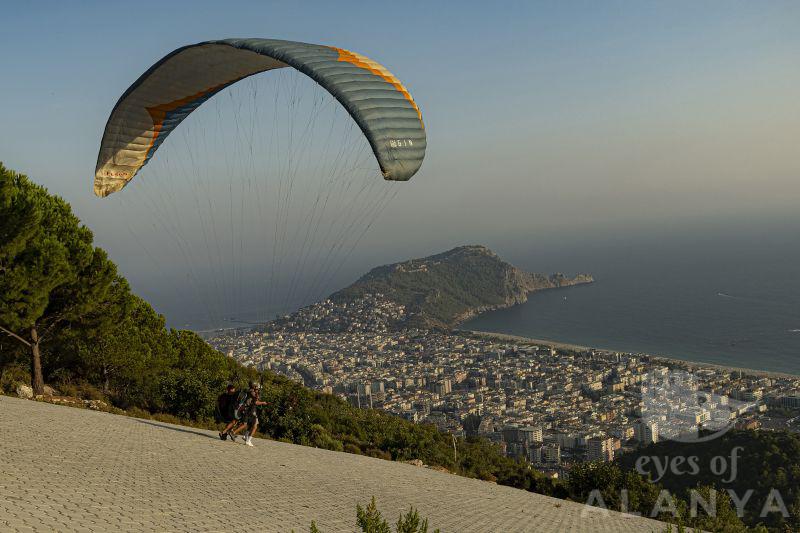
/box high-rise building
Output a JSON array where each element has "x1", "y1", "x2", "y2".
[
  {"x1": 433, "y1": 379, "x2": 452, "y2": 396},
  {"x1": 501, "y1": 424, "x2": 522, "y2": 444},
  {"x1": 635, "y1": 420, "x2": 659, "y2": 445},
  {"x1": 528, "y1": 442, "x2": 561, "y2": 465},
  {"x1": 519, "y1": 425, "x2": 543, "y2": 444},
  {"x1": 541, "y1": 443, "x2": 560, "y2": 465},
  {"x1": 586, "y1": 436, "x2": 614, "y2": 462}
]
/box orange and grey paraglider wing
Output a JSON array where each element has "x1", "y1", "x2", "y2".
[{"x1": 94, "y1": 38, "x2": 426, "y2": 197}]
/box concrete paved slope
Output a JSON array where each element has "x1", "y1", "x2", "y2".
[{"x1": 0, "y1": 396, "x2": 665, "y2": 532}]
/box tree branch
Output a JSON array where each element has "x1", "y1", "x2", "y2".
[
  {"x1": 39, "y1": 310, "x2": 74, "y2": 342},
  {"x1": 0, "y1": 325, "x2": 31, "y2": 347}
]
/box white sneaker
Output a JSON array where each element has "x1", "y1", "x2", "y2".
[{"x1": 245, "y1": 437, "x2": 254, "y2": 447}]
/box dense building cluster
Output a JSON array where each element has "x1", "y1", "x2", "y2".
[
  {"x1": 208, "y1": 298, "x2": 800, "y2": 477},
  {"x1": 267, "y1": 294, "x2": 407, "y2": 333}
]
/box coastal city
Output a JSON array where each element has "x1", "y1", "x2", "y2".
[{"x1": 208, "y1": 294, "x2": 800, "y2": 477}]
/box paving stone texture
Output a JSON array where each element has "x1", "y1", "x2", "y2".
[{"x1": 0, "y1": 396, "x2": 667, "y2": 532}]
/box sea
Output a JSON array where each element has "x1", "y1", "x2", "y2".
[{"x1": 464, "y1": 216, "x2": 800, "y2": 375}]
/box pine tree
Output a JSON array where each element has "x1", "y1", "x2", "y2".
[
  {"x1": 0, "y1": 163, "x2": 125, "y2": 395},
  {"x1": 356, "y1": 497, "x2": 390, "y2": 533}
]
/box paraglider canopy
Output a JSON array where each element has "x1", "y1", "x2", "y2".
[{"x1": 94, "y1": 38, "x2": 426, "y2": 197}]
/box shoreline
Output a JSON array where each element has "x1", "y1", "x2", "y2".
[{"x1": 464, "y1": 329, "x2": 800, "y2": 380}]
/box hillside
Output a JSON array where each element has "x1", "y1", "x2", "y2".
[
  {"x1": 2, "y1": 165, "x2": 574, "y2": 507},
  {"x1": 0, "y1": 164, "x2": 759, "y2": 532},
  {"x1": 0, "y1": 395, "x2": 665, "y2": 532},
  {"x1": 329, "y1": 245, "x2": 593, "y2": 329}
]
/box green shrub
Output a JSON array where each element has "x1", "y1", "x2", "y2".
[
  {"x1": 0, "y1": 363, "x2": 30, "y2": 394},
  {"x1": 344, "y1": 443, "x2": 362, "y2": 455},
  {"x1": 309, "y1": 498, "x2": 439, "y2": 533},
  {"x1": 57, "y1": 381, "x2": 106, "y2": 401},
  {"x1": 356, "y1": 497, "x2": 390, "y2": 533}
]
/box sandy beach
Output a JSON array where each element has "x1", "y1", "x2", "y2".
[{"x1": 464, "y1": 329, "x2": 800, "y2": 380}]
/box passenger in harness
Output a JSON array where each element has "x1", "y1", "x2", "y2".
[{"x1": 229, "y1": 381, "x2": 267, "y2": 447}]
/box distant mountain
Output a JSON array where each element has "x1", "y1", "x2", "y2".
[{"x1": 328, "y1": 245, "x2": 593, "y2": 330}]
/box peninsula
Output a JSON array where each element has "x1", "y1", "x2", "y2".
[{"x1": 273, "y1": 245, "x2": 593, "y2": 332}]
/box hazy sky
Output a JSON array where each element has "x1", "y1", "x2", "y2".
[{"x1": 2, "y1": 1, "x2": 799, "y2": 326}]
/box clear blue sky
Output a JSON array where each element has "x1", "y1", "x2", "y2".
[{"x1": 2, "y1": 1, "x2": 799, "y2": 325}]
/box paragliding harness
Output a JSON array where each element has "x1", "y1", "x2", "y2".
[
  {"x1": 234, "y1": 390, "x2": 250, "y2": 422},
  {"x1": 236, "y1": 386, "x2": 266, "y2": 429}
]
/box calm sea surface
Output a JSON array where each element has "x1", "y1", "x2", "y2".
[{"x1": 465, "y1": 220, "x2": 800, "y2": 375}]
